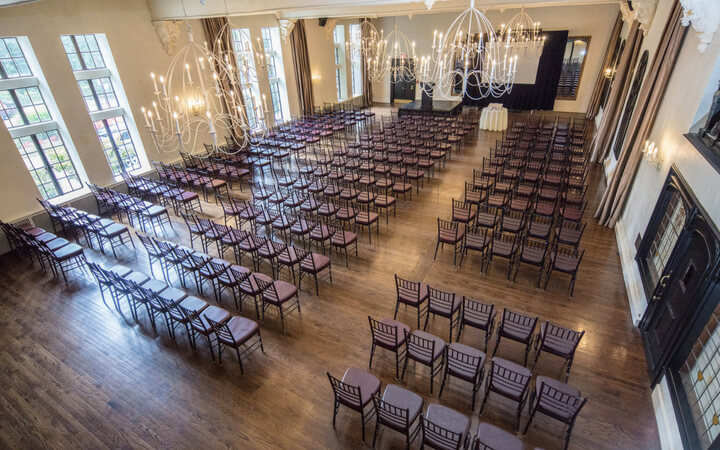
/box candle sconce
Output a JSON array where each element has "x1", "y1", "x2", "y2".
[{"x1": 642, "y1": 140, "x2": 663, "y2": 169}]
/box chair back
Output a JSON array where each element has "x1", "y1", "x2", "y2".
[
  {"x1": 327, "y1": 372, "x2": 363, "y2": 410},
  {"x1": 421, "y1": 415, "x2": 465, "y2": 450},
  {"x1": 373, "y1": 393, "x2": 411, "y2": 431},
  {"x1": 406, "y1": 330, "x2": 438, "y2": 364},
  {"x1": 462, "y1": 297, "x2": 495, "y2": 329},
  {"x1": 368, "y1": 316, "x2": 401, "y2": 348},
  {"x1": 428, "y1": 286, "x2": 456, "y2": 312},
  {"x1": 542, "y1": 322, "x2": 585, "y2": 357},
  {"x1": 395, "y1": 275, "x2": 423, "y2": 302},
  {"x1": 206, "y1": 316, "x2": 234, "y2": 342},
  {"x1": 447, "y1": 346, "x2": 483, "y2": 380},
  {"x1": 536, "y1": 379, "x2": 588, "y2": 425},
  {"x1": 501, "y1": 308, "x2": 537, "y2": 334}
]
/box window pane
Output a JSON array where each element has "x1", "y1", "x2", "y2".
[
  {"x1": 0, "y1": 87, "x2": 51, "y2": 128},
  {"x1": 93, "y1": 116, "x2": 141, "y2": 176},
  {"x1": 12, "y1": 131, "x2": 82, "y2": 199},
  {"x1": 0, "y1": 37, "x2": 33, "y2": 79},
  {"x1": 61, "y1": 34, "x2": 106, "y2": 71}
]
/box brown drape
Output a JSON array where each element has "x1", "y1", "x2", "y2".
[
  {"x1": 201, "y1": 17, "x2": 247, "y2": 143},
  {"x1": 290, "y1": 20, "x2": 315, "y2": 115},
  {"x1": 589, "y1": 20, "x2": 644, "y2": 163},
  {"x1": 586, "y1": 13, "x2": 623, "y2": 120},
  {"x1": 360, "y1": 18, "x2": 373, "y2": 107},
  {"x1": 596, "y1": 0, "x2": 687, "y2": 227}
]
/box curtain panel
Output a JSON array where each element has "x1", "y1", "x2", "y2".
[
  {"x1": 586, "y1": 13, "x2": 624, "y2": 120},
  {"x1": 290, "y1": 19, "x2": 315, "y2": 115},
  {"x1": 589, "y1": 20, "x2": 644, "y2": 163},
  {"x1": 201, "y1": 17, "x2": 247, "y2": 145},
  {"x1": 596, "y1": 0, "x2": 687, "y2": 227}
]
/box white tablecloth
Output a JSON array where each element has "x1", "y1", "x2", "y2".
[{"x1": 479, "y1": 106, "x2": 508, "y2": 132}]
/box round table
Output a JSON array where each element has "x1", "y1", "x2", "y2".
[{"x1": 479, "y1": 106, "x2": 508, "y2": 132}]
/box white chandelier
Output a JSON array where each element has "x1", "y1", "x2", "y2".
[
  {"x1": 357, "y1": 17, "x2": 417, "y2": 83},
  {"x1": 140, "y1": 22, "x2": 268, "y2": 156},
  {"x1": 501, "y1": 7, "x2": 545, "y2": 56},
  {"x1": 418, "y1": 0, "x2": 518, "y2": 100}
]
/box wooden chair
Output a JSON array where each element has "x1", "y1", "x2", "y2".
[
  {"x1": 372, "y1": 385, "x2": 423, "y2": 449},
  {"x1": 439, "y1": 342, "x2": 486, "y2": 410},
  {"x1": 479, "y1": 357, "x2": 532, "y2": 432},
  {"x1": 368, "y1": 316, "x2": 410, "y2": 379},
  {"x1": 492, "y1": 308, "x2": 538, "y2": 366},
  {"x1": 393, "y1": 274, "x2": 429, "y2": 329},
  {"x1": 424, "y1": 286, "x2": 460, "y2": 343},
  {"x1": 206, "y1": 315, "x2": 264, "y2": 375},
  {"x1": 420, "y1": 404, "x2": 471, "y2": 450},
  {"x1": 532, "y1": 321, "x2": 585, "y2": 381},
  {"x1": 402, "y1": 329, "x2": 446, "y2": 394},
  {"x1": 327, "y1": 368, "x2": 381, "y2": 443},
  {"x1": 523, "y1": 376, "x2": 587, "y2": 450},
  {"x1": 434, "y1": 218, "x2": 464, "y2": 265},
  {"x1": 457, "y1": 297, "x2": 496, "y2": 351}
]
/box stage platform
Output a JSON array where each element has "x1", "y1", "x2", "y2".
[{"x1": 397, "y1": 99, "x2": 463, "y2": 117}]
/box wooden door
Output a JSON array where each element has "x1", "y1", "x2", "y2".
[
  {"x1": 641, "y1": 215, "x2": 718, "y2": 383},
  {"x1": 390, "y1": 58, "x2": 415, "y2": 103}
]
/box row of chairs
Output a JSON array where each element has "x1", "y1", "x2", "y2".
[
  {"x1": 87, "y1": 184, "x2": 174, "y2": 236},
  {"x1": 136, "y1": 233, "x2": 303, "y2": 333},
  {"x1": 1, "y1": 219, "x2": 86, "y2": 283},
  {"x1": 330, "y1": 360, "x2": 585, "y2": 449},
  {"x1": 87, "y1": 261, "x2": 263, "y2": 373}
]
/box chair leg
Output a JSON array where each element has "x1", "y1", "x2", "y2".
[{"x1": 369, "y1": 342, "x2": 375, "y2": 368}]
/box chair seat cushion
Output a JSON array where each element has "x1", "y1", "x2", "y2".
[
  {"x1": 110, "y1": 264, "x2": 133, "y2": 277},
  {"x1": 178, "y1": 295, "x2": 208, "y2": 313},
  {"x1": 381, "y1": 384, "x2": 423, "y2": 427},
  {"x1": 475, "y1": 423, "x2": 522, "y2": 450},
  {"x1": 196, "y1": 305, "x2": 231, "y2": 333},
  {"x1": 341, "y1": 367, "x2": 381, "y2": 407},
  {"x1": 539, "y1": 323, "x2": 577, "y2": 357},
  {"x1": 158, "y1": 286, "x2": 187, "y2": 303},
  {"x1": 265, "y1": 280, "x2": 297, "y2": 304},
  {"x1": 448, "y1": 342, "x2": 485, "y2": 380},
  {"x1": 222, "y1": 316, "x2": 260, "y2": 345},
  {"x1": 375, "y1": 318, "x2": 410, "y2": 348},
  {"x1": 53, "y1": 243, "x2": 84, "y2": 261},
  {"x1": 490, "y1": 357, "x2": 531, "y2": 400},
  {"x1": 409, "y1": 331, "x2": 445, "y2": 364},
  {"x1": 123, "y1": 270, "x2": 150, "y2": 285},
  {"x1": 425, "y1": 404, "x2": 470, "y2": 442},
  {"x1": 535, "y1": 375, "x2": 582, "y2": 421},
  {"x1": 301, "y1": 253, "x2": 331, "y2": 272}
]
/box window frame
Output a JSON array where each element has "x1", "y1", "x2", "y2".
[
  {"x1": 261, "y1": 27, "x2": 290, "y2": 125},
  {"x1": 61, "y1": 33, "x2": 148, "y2": 179},
  {"x1": 0, "y1": 35, "x2": 87, "y2": 201}
]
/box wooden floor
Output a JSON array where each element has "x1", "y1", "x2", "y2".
[{"x1": 0, "y1": 106, "x2": 660, "y2": 449}]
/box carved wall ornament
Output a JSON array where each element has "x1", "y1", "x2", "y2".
[
  {"x1": 278, "y1": 19, "x2": 296, "y2": 44},
  {"x1": 620, "y1": 0, "x2": 658, "y2": 35},
  {"x1": 680, "y1": 0, "x2": 720, "y2": 53},
  {"x1": 324, "y1": 18, "x2": 338, "y2": 40},
  {"x1": 152, "y1": 20, "x2": 181, "y2": 55}
]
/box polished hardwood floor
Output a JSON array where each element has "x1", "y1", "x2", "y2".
[{"x1": 0, "y1": 107, "x2": 660, "y2": 449}]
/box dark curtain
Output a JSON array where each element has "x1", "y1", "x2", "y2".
[
  {"x1": 201, "y1": 17, "x2": 246, "y2": 142},
  {"x1": 290, "y1": 19, "x2": 315, "y2": 115},
  {"x1": 464, "y1": 30, "x2": 568, "y2": 111},
  {"x1": 361, "y1": 18, "x2": 373, "y2": 107},
  {"x1": 596, "y1": 1, "x2": 687, "y2": 227},
  {"x1": 586, "y1": 13, "x2": 623, "y2": 119}
]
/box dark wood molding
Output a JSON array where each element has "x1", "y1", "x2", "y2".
[{"x1": 685, "y1": 132, "x2": 720, "y2": 175}]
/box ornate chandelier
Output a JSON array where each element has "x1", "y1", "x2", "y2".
[
  {"x1": 140, "y1": 22, "x2": 267, "y2": 156},
  {"x1": 501, "y1": 8, "x2": 545, "y2": 56},
  {"x1": 359, "y1": 17, "x2": 417, "y2": 83},
  {"x1": 418, "y1": 0, "x2": 518, "y2": 100}
]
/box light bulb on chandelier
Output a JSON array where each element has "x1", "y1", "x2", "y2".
[
  {"x1": 418, "y1": 0, "x2": 519, "y2": 100},
  {"x1": 500, "y1": 7, "x2": 545, "y2": 56},
  {"x1": 139, "y1": 21, "x2": 268, "y2": 157}
]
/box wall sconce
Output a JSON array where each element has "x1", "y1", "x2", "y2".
[
  {"x1": 604, "y1": 67, "x2": 613, "y2": 79},
  {"x1": 642, "y1": 140, "x2": 663, "y2": 169},
  {"x1": 311, "y1": 74, "x2": 322, "y2": 83}
]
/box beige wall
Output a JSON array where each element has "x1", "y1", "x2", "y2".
[{"x1": 370, "y1": 3, "x2": 618, "y2": 112}]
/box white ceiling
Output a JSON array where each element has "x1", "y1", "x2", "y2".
[{"x1": 148, "y1": 0, "x2": 619, "y2": 21}]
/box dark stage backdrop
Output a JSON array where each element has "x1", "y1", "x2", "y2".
[{"x1": 464, "y1": 30, "x2": 569, "y2": 111}]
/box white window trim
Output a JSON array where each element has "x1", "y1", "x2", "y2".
[
  {"x1": 262, "y1": 27, "x2": 291, "y2": 125},
  {"x1": 63, "y1": 33, "x2": 149, "y2": 180},
  {"x1": 1, "y1": 36, "x2": 90, "y2": 202}
]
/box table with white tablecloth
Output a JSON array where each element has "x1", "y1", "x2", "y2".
[{"x1": 479, "y1": 104, "x2": 508, "y2": 132}]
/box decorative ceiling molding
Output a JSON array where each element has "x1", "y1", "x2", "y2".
[
  {"x1": 680, "y1": 0, "x2": 719, "y2": 53},
  {"x1": 152, "y1": 20, "x2": 181, "y2": 55},
  {"x1": 148, "y1": 0, "x2": 621, "y2": 22},
  {"x1": 619, "y1": 0, "x2": 657, "y2": 35},
  {"x1": 278, "y1": 18, "x2": 297, "y2": 43},
  {"x1": 324, "y1": 18, "x2": 338, "y2": 39}
]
